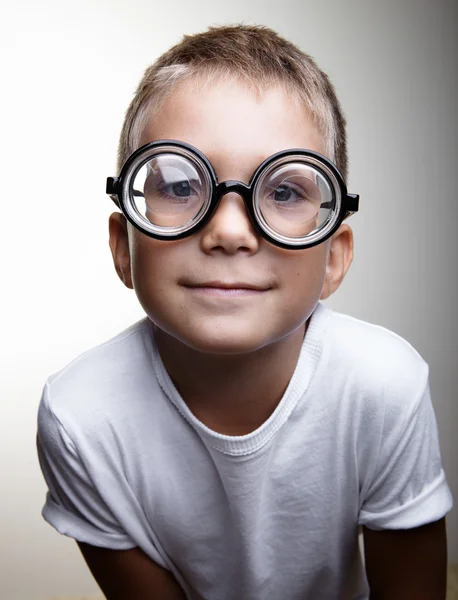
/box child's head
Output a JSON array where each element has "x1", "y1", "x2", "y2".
[
  {"x1": 117, "y1": 25, "x2": 348, "y2": 179},
  {"x1": 108, "y1": 25, "x2": 355, "y2": 355}
]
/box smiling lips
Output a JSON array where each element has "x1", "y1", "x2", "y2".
[{"x1": 183, "y1": 280, "x2": 271, "y2": 297}]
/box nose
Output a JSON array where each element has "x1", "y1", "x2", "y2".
[{"x1": 199, "y1": 191, "x2": 260, "y2": 255}]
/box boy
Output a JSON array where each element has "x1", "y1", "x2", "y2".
[{"x1": 37, "y1": 25, "x2": 453, "y2": 599}]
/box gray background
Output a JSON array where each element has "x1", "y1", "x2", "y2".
[{"x1": 1, "y1": 0, "x2": 456, "y2": 597}]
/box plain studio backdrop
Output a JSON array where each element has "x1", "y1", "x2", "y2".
[{"x1": 1, "y1": 0, "x2": 456, "y2": 598}]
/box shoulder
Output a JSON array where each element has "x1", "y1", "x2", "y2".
[
  {"x1": 309, "y1": 304, "x2": 430, "y2": 436},
  {"x1": 320, "y1": 305, "x2": 429, "y2": 396},
  {"x1": 39, "y1": 318, "x2": 157, "y2": 432}
]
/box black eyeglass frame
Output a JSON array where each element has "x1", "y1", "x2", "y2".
[{"x1": 106, "y1": 139, "x2": 359, "y2": 250}]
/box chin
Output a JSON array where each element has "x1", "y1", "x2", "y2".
[
  {"x1": 173, "y1": 316, "x2": 307, "y2": 356},
  {"x1": 177, "y1": 331, "x2": 270, "y2": 356},
  {"x1": 155, "y1": 318, "x2": 275, "y2": 355},
  {"x1": 148, "y1": 310, "x2": 307, "y2": 356}
]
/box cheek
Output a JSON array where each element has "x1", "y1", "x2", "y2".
[
  {"x1": 129, "y1": 235, "x2": 180, "y2": 308},
  {"x1": 275, "y1": 243, "x2": 329, "y2": 289},
  {"x1": 274, "y1": 245, "x2": 329, "y2": 314}
]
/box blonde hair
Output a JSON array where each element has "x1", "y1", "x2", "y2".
[{"x1": 117, "y1": 24, "x2": 348, "y2": 179}]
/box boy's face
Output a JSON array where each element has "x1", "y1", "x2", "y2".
[{"x1": 109, "y1": 77, "x2": 353, "y2": 354}]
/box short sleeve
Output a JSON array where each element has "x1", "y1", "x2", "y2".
[
  {"x1": 359, "y1": 368, "x2": 453, "y2": 530},
  {"x1": 37, "y1": 380, "x2": 136, "y2": 549}
]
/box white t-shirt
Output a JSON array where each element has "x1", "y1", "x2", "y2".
[{"x1": 37, "y1": 303, "x2": 453, "y2": 599}]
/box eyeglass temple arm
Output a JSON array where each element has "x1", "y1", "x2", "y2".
[
  {"x1": 107, "y1": 177, "x2": 146, "y2": 209},
  {"x1": 346, "y1": 193, "x2": 359, "y2": 213},
  {"x1": 321, "y1": 193, "x2": 359, "y2": 216},
  {"x1": 107, "y1": 177, "x2": 120, "y2": 207}
]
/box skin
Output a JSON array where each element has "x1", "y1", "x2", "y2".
[
  {"x1": 102, "y1": 76, "x2": 448, "y2": 598},
  {"x1": 109, "y1": 77, "x2": 353, "y2": 434}
]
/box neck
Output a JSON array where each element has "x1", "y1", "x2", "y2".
[{"x1": 154, "y1": 324, "x2": 307, "y2": 436}]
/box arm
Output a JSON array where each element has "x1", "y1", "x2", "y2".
[
  {"x1": 77, "y1": 542, "x2": 187, "y2": 600},
  {"x1": 363, "y1": 517, "x2": 447, "y2": 599},
  {"x1": 38, "y1": 386, "x2": 186, "y2": 599}
]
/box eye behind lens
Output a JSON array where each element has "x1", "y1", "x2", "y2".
[
  {"x1": 125, "y1": 148, "x2": 213, "y2": 232},
  {"x1": 253, "y1": 159, "x2": 336, "y2": 239}
]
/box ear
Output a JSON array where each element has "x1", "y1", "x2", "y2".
[
  {"x1": 320, "y1": 224, "x2": 354, "y2": 300},
  {"x1": 108, "y1": 212, "x2": 134, "y2": 289}
]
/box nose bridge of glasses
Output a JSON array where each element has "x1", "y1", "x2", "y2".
[
  {"x1": 199, "y1": 180, "x2": 258, "y2": 236},
  {"x1": 214, "y1": 180, "x2": 251, "y2": 206}
]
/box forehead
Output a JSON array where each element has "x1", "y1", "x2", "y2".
[{"x1": 139, "y1": 77, "x2": 326, "y2": 175}]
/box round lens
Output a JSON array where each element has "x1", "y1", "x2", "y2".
[
  {"x1": 130, "y1": 152, "x2": 210, "y2": 231},
  {"x1": 255, "y1": 160, "x2": 336, "y2": 241}
]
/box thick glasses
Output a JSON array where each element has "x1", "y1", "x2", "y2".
[{"x1": 106, "y1": 140, "x2": 359, "y2": 250}]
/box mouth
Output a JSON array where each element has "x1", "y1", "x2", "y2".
[{"x1": 182, "y1": 280, "x2": 272, "y2": 297}]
